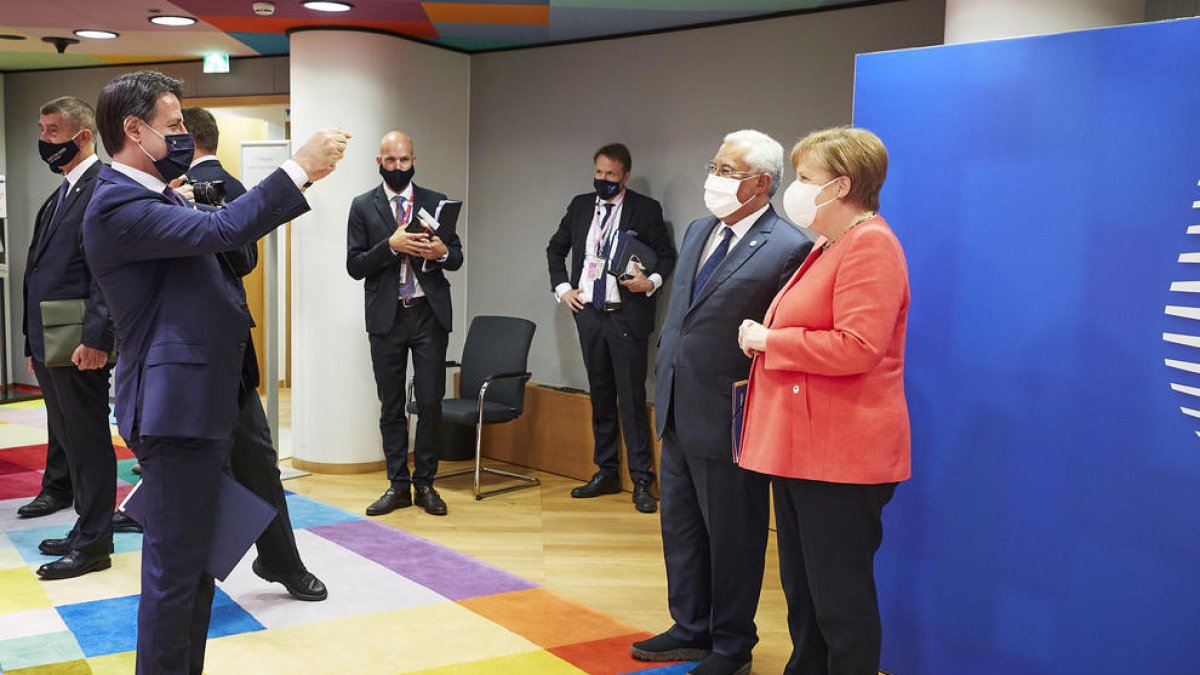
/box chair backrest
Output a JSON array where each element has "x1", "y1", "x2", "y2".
[{"x1": 459, "y1": 315, "x2": 536, "y2": 414}]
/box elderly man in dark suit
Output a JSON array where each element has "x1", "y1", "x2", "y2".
[
  {"x1": 180, "y1": 105, "x2": 327, "y2": 602},
  {"x1": 82, "y1": 70, "x2": 347, "y2": 675},
  {"x1": 20, "y1": 96, "x2": 118, "y2": 580},
  {"x1": 632, "y1": 130, "x2": 813, "y2": 675},
  {"x1": 546, "y1": 143, "x2": 676, "y2": 513},
  {"x1": 347, "y1": 130, "x2": 464, "y2": 517}
]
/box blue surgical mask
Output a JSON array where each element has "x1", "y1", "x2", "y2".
[
  {"x1": 138, "y1": 122, "x2": 194, "y2": 182},
  {"x1": 594, "y1": 178, "x2": 621, "y2": 200},
  {"x1": 38, "y1": 130, "x2": 84, "y2": 174}
]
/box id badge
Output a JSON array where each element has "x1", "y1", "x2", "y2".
[{"x1": 584, "y1": 253, "x2": 605, "y2": 283}]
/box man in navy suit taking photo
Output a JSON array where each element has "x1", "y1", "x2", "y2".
[{"x1": 82, "y1": 70, "x2": 348, "y2": 675}]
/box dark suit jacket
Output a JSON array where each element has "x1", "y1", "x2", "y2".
[
  {"x1": 654, "y1": 206, "x2": 812, "y2": 461},
  {"x1": 23, "y1": 159, "x2": 115, "y2": 362},
  {"x1": 346, "y1": 183, "x2": 464, "y2": 334},
  {"x1": 187, "y1": 158, "x2": 248, "y2": 202},
  {"x1": 82, "y1": 165, "x2": 308, "y2": 441},
  {"x1": 546, "y1": 189, "x2": 676, "y2": 339}
]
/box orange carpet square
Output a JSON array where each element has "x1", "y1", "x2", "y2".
[
  {"x1": 458, "y1": 588, "x2": 640, "y2": 649},
  {"x1": 550, "y1": 633, "x2": 667, "y2": 675}
]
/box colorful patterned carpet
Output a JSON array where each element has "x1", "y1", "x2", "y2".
[{"x1": 0, "y1": 400, "x2": 691, "y2": 674}]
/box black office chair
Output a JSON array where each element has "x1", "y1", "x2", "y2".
[{"x1": 406, "y1": 315, "x2": 539, "y2": 500}]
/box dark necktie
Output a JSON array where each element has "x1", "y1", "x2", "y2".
[
  {"x1": 692, "y1": 226, "x2": 734, "y2": 305},
  {"x1": 163, "y1": 186, "x2": 189, "y2": 208},
  {"x1": 395, "y1": 195, "x2": 417, "y2": 301},
  {"x1": 591, "y1": 203, "x2": 617, "y2": 309},
  {"x1": 51, "y1": 180, "x2": 69, "y2": 221}
]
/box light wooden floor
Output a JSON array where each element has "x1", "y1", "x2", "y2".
[{"x1": 280, "y1": 459, "x2": 794, "y2": 674}]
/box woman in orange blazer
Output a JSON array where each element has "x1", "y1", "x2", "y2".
[{"x1": 736, "y1": 127, "x2": 909, "y2": 675}]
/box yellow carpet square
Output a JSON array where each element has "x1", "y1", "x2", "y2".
[
  {"x1": 409, "y1": 650, "x2": 586, "y2": 674},
  {"x1": 85, "y1": 650, "x2": 137, "y2": 675},
  {"x1": 202, "y1": 602, "x2": 539, "y2": 675},
  {"x1": 40, "y1": 551, "x2": 142, "y2": 606},
  {"x1": 0, "y1": 567, "x2": 53, "y2": 614}
]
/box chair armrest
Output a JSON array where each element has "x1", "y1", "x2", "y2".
[
  {"x1": 477, "y1": 371, "x2": 533, "y2": 405},
  {"x1": 445, "y1": 360, "x2": 462, "y2": 369}
]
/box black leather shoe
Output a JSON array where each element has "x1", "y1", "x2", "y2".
[
  {"x1": 688, "y1": 653, "x2": 751, "y2": 675},
  {"x1": 252, "y1": 558, "x2": 328, "y2": 602},
  {"x1": 366, "y1": 487, "x2": 412, "y2": 516},
  {"x1": 571, "y1": 472, "x2": 621, "y2": 498},
  {"x1": 39, "y1": 535, "x2": 73, "y2": 557},
  {"x1": 17, "y1": 493, "x2": 72, "y2": 518},
  {"x1": 112, "y1": 511, "x2": 143, "y2": 533},
  {"x1": 633, "y1": 480, "x2": 658, "y2": 514},
  {"x1": 414, "y1": 485, "x2": 448, "y2": 516},
  {"x1": 37, "y1": 550, "x2": 112, "y2": 580},
  {"x1": 631, "y1": 632, "x2": 712, "y2": 662}
]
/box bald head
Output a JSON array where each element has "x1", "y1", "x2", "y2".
[{"x1": 379, "y1": 130, "x2": 413, "y2": 158}]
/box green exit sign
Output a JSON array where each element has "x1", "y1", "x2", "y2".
[{"x1": 203, "y1": 53, "x2": 230, "y2": 74}]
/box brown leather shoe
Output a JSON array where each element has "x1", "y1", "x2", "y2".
[
  {"x1": 366, "y1": 487, "x2": 412, "y2": 516},
  {"x1": 414, "y1": 485, "x2": 447, "y2": 516}
]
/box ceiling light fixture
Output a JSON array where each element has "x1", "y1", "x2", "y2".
[
  {"x1": 302, "y1": 1, "x2": 353, "y2": 12},
  {"x1": 149, "y1": 15, "x2": 198, "y2": 26},
  {"x1": 74, "y1": 29, "x2": 119, "y2": 39},
  {"x1": 0, "y1": 34, "x2": 28, "y2": 41}
]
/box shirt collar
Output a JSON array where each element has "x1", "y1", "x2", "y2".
[
  {"x1": 111, "y1": 160, "x2": 168, "y2": 194},
  {"x1": 63, "y1": 154, "x2": 99, "y2": 190},
  {"x1": 383, "y1": 181, "x2": 414, "y2": 202},
  {"x1": 189, "y1": 155, "x2": 218, "y2": 169},
  {"x1": 723, "y1": 202, "x2": 769, "y2": 240},
  {"x1": 597, "y1": 189, "x2": 626, "y2": 208}
]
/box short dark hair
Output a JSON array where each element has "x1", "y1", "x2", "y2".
[
  {"x1": 593, "y1": 143, "x2": 632, "y2": 174},
  {"x1": 39, "y1": 96, "x2": 98, "y2": 138},
  {"x1": 95, "y1": 70, "x2": 184, "y2": 156},
  {"x1": 182, "y1": 107, "x2": 219, "y2": 154}
]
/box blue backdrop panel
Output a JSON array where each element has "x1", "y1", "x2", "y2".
[{"x1": 853, "y1": 18, "x2": 1200, "y2": 675}]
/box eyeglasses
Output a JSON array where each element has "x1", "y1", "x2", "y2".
[{"x1": 705, "y1": 162, "x2": 759, "y2": 179}]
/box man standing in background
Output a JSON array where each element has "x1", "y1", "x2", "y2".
[
  {"x1": 347, "y1": 130, "x2": 464, "y2": 517},
  {"x1": 22, "y1": 96, "x2": 118, "y2": 580},
  {"x1": 546, "y1": 143, "x2": 676, "y2": 513},
  {"x1": 179, "y1": 105, "x2": 327, "y2": 601}
]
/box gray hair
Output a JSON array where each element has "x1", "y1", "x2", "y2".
[
  {"x1": 40, "y1": 96, "x2": 98, "y2": 139},
  {"x1": 723, "y1": 129, "x2": 784, "y2": 196}
]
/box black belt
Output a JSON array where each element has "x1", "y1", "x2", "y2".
[
  {"x1": 399, "y1": 296, "x2": 426, "y2": 309},
  {"x1": 601, "y1": 302, "x2": 621, "y2": 312}
]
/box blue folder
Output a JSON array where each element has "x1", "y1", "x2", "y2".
[
  {"x1": 120, "y1": 472, "x2": 278, "y2": 581},
  {"x1": 732, "y1": 379, "x2": 748, "y2": 462}
]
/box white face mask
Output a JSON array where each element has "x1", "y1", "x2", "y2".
[
  {"x1": 704, "y1": 174, "x2": 754, "y2": 219},
  {"x1": 782, "y1": 177, "x2": 839, "y2": 229}
]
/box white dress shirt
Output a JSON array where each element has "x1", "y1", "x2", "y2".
[
  {"x1": 554, "y1": 190, "x2": 664, "y2": 304},
  {"x1": 696, "y1": 202, "x2": 769, "y2": 273}
]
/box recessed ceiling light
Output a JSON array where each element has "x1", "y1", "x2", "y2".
[
  {"x1": 74, "y1": 29, "x2": 119, "y2": 40},
  {"x1": 149, "y1": 15, "x2": 198, "y2": 26},
  {"x1": 302, "y1": 1, "x2": 353, "y2": 12}
]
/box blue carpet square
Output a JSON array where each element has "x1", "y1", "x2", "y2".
[
  {"x1": 627, "y1": 664, "x2": 701, "y2": 674},
  {"x1": 58, "y1": 588, "x2": 264, "y2": 658},
  {"x1": 283, "y1": 492, "x2": 362, "y2": 529},
  {"x1": 7, "y1": 525, "x2": 142, "y2": 565}
]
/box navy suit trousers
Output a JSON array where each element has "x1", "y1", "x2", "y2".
[
  {"x1": 659, "y1": 419, "x2": 770, "y2": 661},
  {"x1": 32, "y1": 360, "x2": 114, "y2": 553},
  {"x1": 132, "y1": 435, "x2": 231, "y2": 675}
]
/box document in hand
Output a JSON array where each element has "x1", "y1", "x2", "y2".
[
  {"x1": 409, "y1": 199, "x2": 462, "y2": 236},
  {"x1": 607, "y1": 230, "x2": 659, "y2": 277},
  {"x1": 120, "y1": 473, "x2": 278, "y2": 581},
  {"x1": 732, "y1": 379, "x2": 749, "y2": 462}
]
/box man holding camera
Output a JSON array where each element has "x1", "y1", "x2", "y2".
[
  {"x1": 546, "y1": 143, "x2": 677, "y2": 514},
  {"x1": 174, "y1": 106, "x2": 327, "y2": 602}
]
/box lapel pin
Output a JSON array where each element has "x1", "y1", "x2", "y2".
[{"x1": 749, "y1": 240, "x2": 758, "y2": 247}]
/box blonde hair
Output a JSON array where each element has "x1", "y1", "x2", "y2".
[{"x1": 790, "y1": 126, "x2": 888, "y2": 212}]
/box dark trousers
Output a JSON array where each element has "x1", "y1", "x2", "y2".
[
  {"x1": 574, "y1": 305, "x2": 654, "y2": 483},
  {"x1": 132, "y1": 434, "x2": 230, "y2": 675},
  {"x1": 659, "y1": 422, "x2": 770, "y2": 660},
  {"x1": 33, "y1": 360, "x2": 114, "y2": 554},
  {"x1": 368, "y1": 300, "x2": 448, "y2": 488},
  {"x1": 39, "y1": 425, "x2": 74, "y2": 503},
  {"x1": 228, "y1": 384, "x2": 303, "y2": 574},
  {"x1": 773, "y1": 477, "x2": 897, "y2": 675}
]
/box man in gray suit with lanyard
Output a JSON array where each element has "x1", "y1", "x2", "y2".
[{"x1": 633, "y1": 130, "x2": 812, "y2": 675}]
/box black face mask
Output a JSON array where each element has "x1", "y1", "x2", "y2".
[
  {"x1": 38, "y1": 131, "x2": 83, "y2": 174},
  {"x1": 138, "y1": 123, "x2": 195, "y2": 182},
  {"x1": 380, "y1": 164, "x2": 415, "y2": 193},
  {"x1": 594, "y1": 178, "x2": 621, "y2": 200}
]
